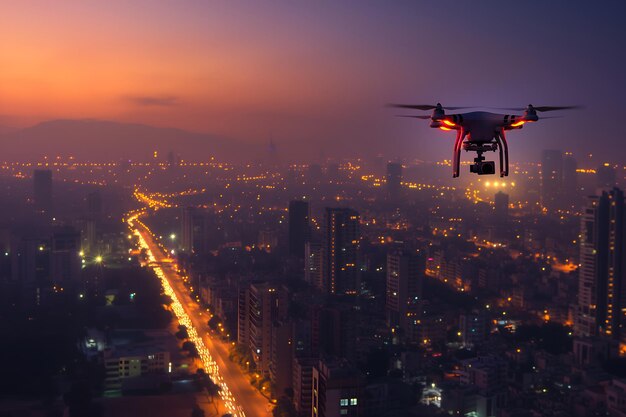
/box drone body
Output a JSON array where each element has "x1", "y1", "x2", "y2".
[{"x1": 391, "y1": 103, "x2": 578, "y2": 177}]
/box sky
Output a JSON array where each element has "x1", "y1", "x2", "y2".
[{"x1": 1, "y1": 1, "x2": 626, "y2": 163}]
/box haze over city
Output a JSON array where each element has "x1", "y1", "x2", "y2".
[{"x1": 2, "y1": 2, "x2": 626, "y2": 417}]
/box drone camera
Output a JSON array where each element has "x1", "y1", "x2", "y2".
[{"x1": 470, "y1": 160, "x2": 495, "y2": 175}]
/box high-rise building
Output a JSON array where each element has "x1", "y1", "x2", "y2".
[
  {"x1": 312, "y1": 359, "x2": 364, "y2": 417},
  {"x1": 576, "y1": 188, "x2": 626, "y2": 342},
  {"x1": 243, "y1": 282, "x2": 288, "y2": 376},
  {"x1": 270, "y1": 320, "x2": 292, "y2": 397},
  {"x1": 597, "y1": 163, "x2": 617, "y2": 189},
  {"x1": 321, "y1": 208, "x2": 360, "y2": 295},
  {"x1": 293, "y1": 357, "x2": 316, "y2": 417},
  {"x1": 50, "y1": 227, "x2": 82, "y2": 285},
  {"x1": 459, "y1": 310, "x2": 489, "y2": 348},
  {"x1": 563, "y1": 153, "x2": 578, "y2": 209},
  {"x1": 288, "y1": 200, "x2": 310, "y2": 258},
  {"x1": 386, "y1": 162, "x2": 403, "y2": 200},
  {"x1": 540, "y1": 150, "x2": 563, "y2": 212},
  {"x1": 33, "y1": 169, "x2": 53, "y2": 212},
  {"x1": 494, "y1": 191, "x2": 509, "y2": 225},
  {"x1": 180, "y1": 207, "x2": 209, "y2": 254},
  {"x1": 386, "y1": 249, "x2": 424, "y2": 330},
  {"x1": 319, "y1": 302, "x2": 359, "y2": 361},
  {"x1": 305, "y1": 241, "x2": 323, "y2": 287},
  {"x1": 180, "y1": 207, "x2": 195, "y2": 254}
]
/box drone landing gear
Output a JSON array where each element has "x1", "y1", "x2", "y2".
[
  {"x1": 495, "y1": 128, "x2": 509, "y2": 177},
  {"x1": 454, "y1": 136, "x2": 509, "y2": 177}
]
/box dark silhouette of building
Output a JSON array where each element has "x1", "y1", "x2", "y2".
[
  {"x1": 288, "y1": 200, "x2": 310, "y2": 258},
  {"x1": 50, "y1": 227, "x2": 81, "y2": 285},
  {"x1": 494, "y1": 191, "x2": 509, "y2": 225},
  {"x1": 386, "y1": 249, "x2": 424, "y2": 333},
  {"x1": 576, "y1": 188, "x2": 626, "y2": 342},
  {"x1": 86, "y1": 191, "x2": 102, "y2": 219},
  {"x1": 597, "y1": 163, "x2": 617, "y2": 189},
  {"x1": 238, "y1": 282, "x2": 288, "y2": 377},
  {"x1": 327, "y1": 163, "x2": 340, "y2": 182},
  {"x1": 321, "y1": 208, "x2": 360, "y2": 295},
  {"x1": 386, "y1": 162, "x2": 403, "y2": 200},
  {"x1": 33, "y1": 169, "x2": 53, "y2": 212},
  {"x1": 305, "y1": 241, "x2": 323, "y2": 287},
  {"x1": 563, "y1": 153, "x2": 578, "y2": 209},
  {"x1": 180, "y1": 207, "x2": 210, "y2": 255},
  {"x1": 312, "y1": 358, "x2": 364, "y2": 417},
  {"x1": 541, "y1": 150, "x2": 563, "y2": 212}
]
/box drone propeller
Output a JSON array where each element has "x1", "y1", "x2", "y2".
[
  {"x1": 387, "y1": 103, "x2": 473, "y2": 111},
  {"x1": 538, "y1": 115, "x2": 564, "y2": 119},
  {"x1": 490, "y1": 105, "x2": 582, "y2": 112},
  {"x1": 533, "y1": 105, "x2": 582, "y2": 112},
  {"x1": 396, "y1": 115, "x2": 432, "y2": 119}
]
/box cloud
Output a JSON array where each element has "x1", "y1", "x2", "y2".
[{"x1": 125, "y1": 95, "x2": 179, "y2": 106}]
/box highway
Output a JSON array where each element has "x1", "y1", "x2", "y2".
[{"x1": 127, "y1": 213, "x2": 272, "y2": 417}]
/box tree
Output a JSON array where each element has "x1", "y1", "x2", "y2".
[
  {"x1": 208, "y1": 316, "x2": 220, "y2": 331},
  {"x1": 272, "y1": 396, "x2": 297, "y2": 417},
  {"x1": 177, "y1": 328, "x2": 190, "y2": 340},
  {"x1": 205, "y1": 378, "x2": 221, "y2": 415}
]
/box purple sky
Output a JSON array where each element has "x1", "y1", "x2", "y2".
[{"x1": 1, "y1": 1, "x2": 625, "y2": 163}]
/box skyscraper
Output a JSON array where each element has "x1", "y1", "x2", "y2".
[
  {"x1": 386, "y1": 249, "x2": 424, "y2": 331},
  {"x1": 50, "y1": 227, "x2": 82, "y2": 285},
  {"x1": 563, "y1": 153, "x2": 578, "y2": 209},
  {"x1": 576, "y1": 188, "x2": 626, "y2": 342},
  {"x1": 386, "y1": 162, "x2": 403, "y2": 200},
  {"x1": 321, "y1": 208, "x2": 360, "y2": 295},
  {"x1": 33, "y1": 169, "x2": 53, "y2": 212},
  {"x1": 288, "y1": 200, "x2": 310, "y2": 258},
  {"x1": 180, "y1": 207, "x2": 195, "y2": 254},
  {"x1": 245, "y1": 282, "x2": 288, "y2": 376},
  {"x1": 494, "y1": 191, "x2": 509, "y2": 225},
  {"x1": 540, "y1": 150, "x2": 563, "y2": 212},
  {"x1": 597, "y1": 163, "x2": 617, "y2": 189},
  {"x1": 305, "y1": 241, "x2": 323, "y2": 287},
  {"x1": 180, "y1": 207, "x2": 209, "y2": 254}
]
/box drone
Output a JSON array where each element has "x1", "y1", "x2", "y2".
[{"x1": 389, "y1": 103, "x2": 579, "y2": 177}]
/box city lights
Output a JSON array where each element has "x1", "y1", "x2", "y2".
[{"x1": 128, "y1": 213, "x2": 247, "y2": 417}]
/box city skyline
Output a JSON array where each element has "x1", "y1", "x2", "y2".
[{"x1": 4, "y1": 3, "x2": 626, "y2": 417}]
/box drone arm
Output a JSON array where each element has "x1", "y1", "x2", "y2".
[
  {"x1": 452, "y1": 129, "x2": 463, "y2": 178},
  {"x1": 496, "y1": 128, "x2": 509, "y2": 177}
]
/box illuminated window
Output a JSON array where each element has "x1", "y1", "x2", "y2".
[
  {"x1": 350, "y1": 398, "x2": 358, "y2": 406},
  {"x1": 340, "y1": 399, "x2": 349, "y2": 407}
]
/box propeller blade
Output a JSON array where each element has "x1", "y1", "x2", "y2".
[
  {"x1": 387, "y1": 104, "x2": 436, "y2": 110},
  {"x1": 487, "y1": 105, "x2": 582, "y2": 112},
  {"x1": 396, "y1": 115, "x2": 431, "y2": 119},
  {"x1": 538, "y1": 115, "x2": 564, "y2": 119},
  {"x1": 533, "y1": 105, "x2": 582, "y2": 112},
  {"x1": 387, "y1": 103, "x2": 475, "y2": 111}
]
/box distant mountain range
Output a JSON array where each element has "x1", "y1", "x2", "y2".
[{"x1": 0, "y1": 119, "x2": 262, "y2": 162}]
